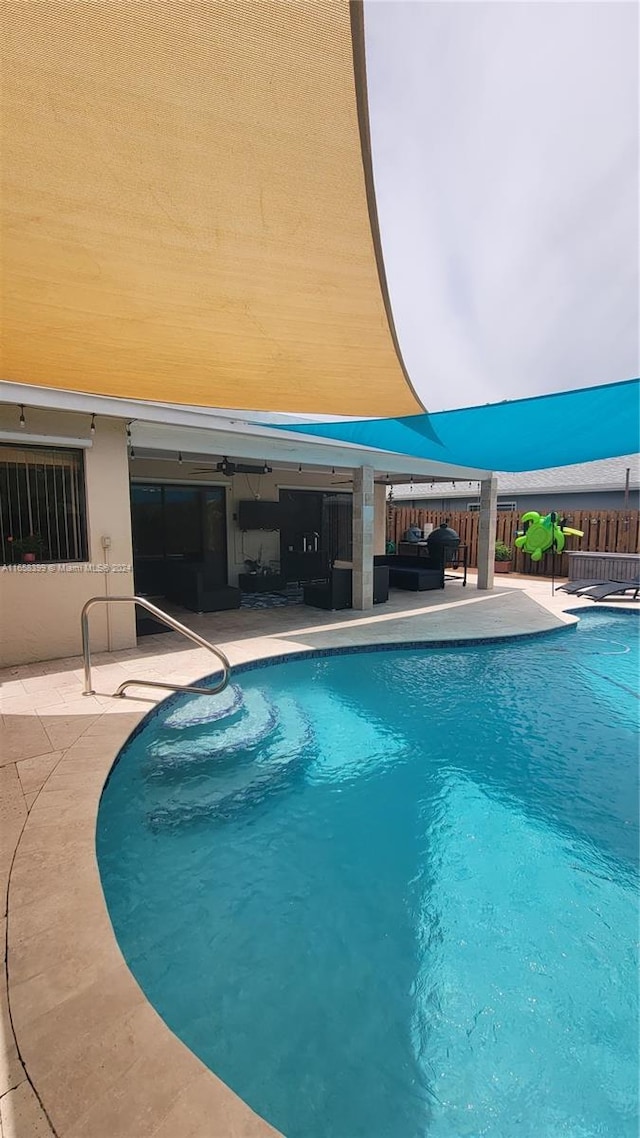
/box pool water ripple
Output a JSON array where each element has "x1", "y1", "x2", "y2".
[{"x1": 98, "y1": 609, "x2": 639, "y2": 1138}]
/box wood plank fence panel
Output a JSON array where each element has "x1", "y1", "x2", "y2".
[{"x1": 386, "y1": 506, "x2": 640, "y2": 576}]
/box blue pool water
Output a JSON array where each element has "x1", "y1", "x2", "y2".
[{"x1": 97, "y1": 610, "x2": 639, "y2": 1137}]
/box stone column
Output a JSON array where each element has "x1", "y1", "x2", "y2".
[
  {"x1": 477, "y1": 476, "x2": 498, "y2": 590},
  {"x1": 352, "y1": 465, "x2": 375, "y2": 609}
]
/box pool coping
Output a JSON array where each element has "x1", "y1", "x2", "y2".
[{"x1": 4, "y1": 602, "x2": 635, "y2": 1137}]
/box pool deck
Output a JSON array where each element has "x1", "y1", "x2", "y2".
[{"x1": 0, "y1": 576, "x2": 632, "y2": 1137}]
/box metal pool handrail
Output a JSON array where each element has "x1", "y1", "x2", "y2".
[{"x1": 81, "y1": 596, "x2": 231, "y2": 698}]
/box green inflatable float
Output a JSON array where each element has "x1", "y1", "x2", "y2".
[{"x1": 514, "y1": 512, "x2": 584, "y2": 562}]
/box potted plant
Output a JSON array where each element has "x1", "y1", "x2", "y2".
[
  {"x1": 494, "y1": 540, "x2": 512, "y2": 574},
  {"x1": 8, "y1": 533, "x2": 47, "y2": 563}
]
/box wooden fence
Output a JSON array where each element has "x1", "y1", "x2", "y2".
[{"x1": 386, "y1": 507, "x2": 640, "y2": 578}]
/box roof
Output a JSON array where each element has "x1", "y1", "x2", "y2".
[
  {"x1": 2, "y1": 1, "x2": 422, "y2": 418},
  {"x1": 392, "y1": 454, "x2": 640, "y2": 500}
]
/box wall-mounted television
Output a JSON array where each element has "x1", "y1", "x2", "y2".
[{"x1": 238, "y1": 499, "x2": 282, "y2": 531}]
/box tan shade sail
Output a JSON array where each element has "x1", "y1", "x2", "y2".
[{"x1": 1, "y1": 0, "x2": 423, "y2": 416}]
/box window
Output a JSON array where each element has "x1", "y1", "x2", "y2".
[
  {"x1": 130, "y1": 484, "x2": 208, "y2": 561},
  {"x1": 130, "y1": 483, "x2": 228, "y2": 595},
  {"x1": 468, "y1": 500, "x2": 517, "y2": 512},
  {"x1": 0, "y1": 444, "x2": 87, "y2": 564}
]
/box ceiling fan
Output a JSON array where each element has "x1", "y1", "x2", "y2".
[{"x1": 190, "y1": 457, "x2": 272, "y2": 476}]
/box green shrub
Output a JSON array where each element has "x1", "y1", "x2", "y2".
[{"x1": 494, "y1": 540, "x2": 512, "y2": 562}]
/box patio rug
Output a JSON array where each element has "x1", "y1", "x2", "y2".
[{"x1": 240, "y1": 587, "x2": 304, "y2": 609}]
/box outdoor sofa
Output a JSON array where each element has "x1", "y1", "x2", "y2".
[{"x1": 373, "y1": 554, "x2": 444, "y2": 591}]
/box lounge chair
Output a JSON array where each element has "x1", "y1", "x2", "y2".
[
  {"x1": 557, "y1": 579, "x2": 608, "y2": 594},
  {"x1": 579, "y1": 579, "x2": 640, "y2": 602}
]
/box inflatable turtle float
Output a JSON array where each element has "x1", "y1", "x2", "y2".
[{"x1": 514, "y1": 512, "x2": 583, "y2": 562}]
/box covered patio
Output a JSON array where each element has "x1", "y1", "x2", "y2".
[
  {"x1": 0, "y1": 383, "x2": 500, "y2": 676},
  {"x1": 125, "y1": 399, "x2": 499, "y2": 614}
]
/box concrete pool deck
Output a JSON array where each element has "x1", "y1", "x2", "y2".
[{"x1": 0, "y1": 576, "x2": 627, "y2": 1137}]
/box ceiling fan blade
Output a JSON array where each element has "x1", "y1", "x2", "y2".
[{"x1": 187, "y1": 463, "x2": 270, "y2": 476}]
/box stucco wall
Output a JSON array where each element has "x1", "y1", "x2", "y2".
[{"x1": 0, "y1": 408, "x2": 135, "y2": 666}]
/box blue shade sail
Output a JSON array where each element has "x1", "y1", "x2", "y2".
[{"x1": 272, "y1": 379, "x2": 640, "y2": 471}]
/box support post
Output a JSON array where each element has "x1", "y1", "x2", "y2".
[
  {"x1": 477, "y1": 476, "x2": 497, "y2": 590},
  {"x1": 352, "y1": 465, "x2": 375, "y2": 610}
]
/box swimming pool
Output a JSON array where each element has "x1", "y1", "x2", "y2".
[{"x1": 97, "y1": 609, "x2": 639, "y2": 1138}]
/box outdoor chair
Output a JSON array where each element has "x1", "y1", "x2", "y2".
[
  {"x1": 165, "y1": 562, "x2": 241, "y2": 613},
  {"x1": 302, "y1": 565, "x2": 390, "y2": 610},
  {"x1": 303, "y1": 566, "x2": 352, "y2": 611},
  {"x1": 557, "y1": 579, "x2": 608, "y2": 595},
  {"x1": 373, "y1": 554, "x2": 444, "y2": 591},
  {"x1": 580, "y1": 579, "x2": 640, "y2": 602}
]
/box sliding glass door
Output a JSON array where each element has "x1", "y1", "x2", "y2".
[{"x1": 131, "y1": 483, "x2": 227, "y2": 596}]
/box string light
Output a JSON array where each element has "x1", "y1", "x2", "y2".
[
  {"x1": 19, "y1": 405, "x2": 25, "y2": 428},
  {"x1": 298, "y1": 464, "x2": 302, "y2": 473},
  {"x1": 90, "y1": 413, "x2": 96, "y2": 435},
  {"x1": 178, "y1": 451, "x2": 183, "y2": 464}
]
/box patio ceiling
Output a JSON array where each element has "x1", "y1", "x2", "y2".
[
  {"x1": 2, "y1": 0, "x2": 423, "y2": 418},
  {"x1": 128, "y1": 418, "x2": 489, "y2": 483}
]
